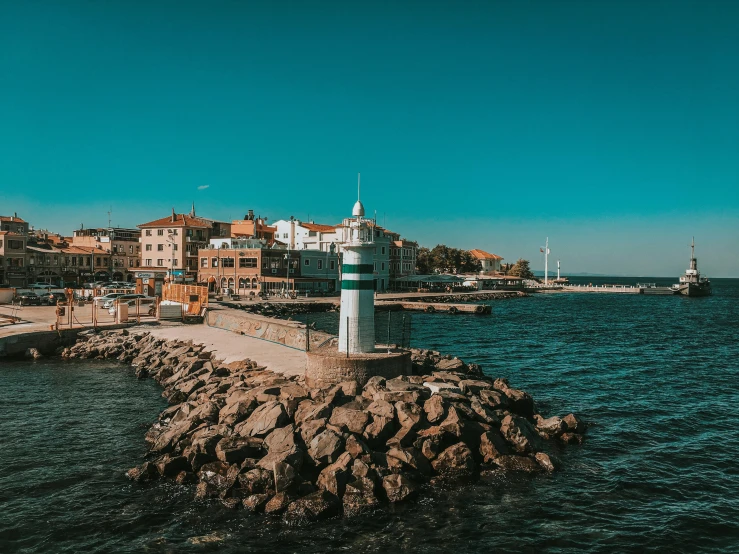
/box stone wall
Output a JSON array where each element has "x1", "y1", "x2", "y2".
[
  {"x1": 0, "y1": 324, "x2": 132, "y2": 358},
  {"x1": 306, "y1": 347, "x2": 412, "y2": 388},
  {"x1": 206, "y1": 308, "x2": 333, "y2": 351}
]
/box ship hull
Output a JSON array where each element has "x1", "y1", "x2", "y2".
[{"x1": 677, "y1": 283, "x2": 712, "y2": 297}]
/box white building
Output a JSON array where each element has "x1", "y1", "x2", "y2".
[{"x1": 470, "y1": 249, "x2": 504, "y2": 273}]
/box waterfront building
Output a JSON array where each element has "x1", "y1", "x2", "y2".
[
  {"x1": 0, "y1": 231, "x2": 28, "y2": 286},
  {"x1": 272, "y1": 218, "x2": 340, "y2": 251},
  {"x1": 390, "y1": 238, "x2": 418, "y2": 283},
  {"x1": 198, "y1": 237, "x2": 265, "y2": 293},
  {"x1": 299, "y1": 248, "x2": 340, "y2": 293},
  {"x1": 470, "y1": 249, "x2": 504, "y2": 274},
  {"x1": 58, "y1": 246, "x2": 95, "y2": 285},
  {"x1": 25, "y1": 244, "x2": 65, "y2": 286},
  {"x1": 72, "y1": 227, "x2": 142, "y2": 282},
  {"x1": 138, "y1": 205, "x2": 230, "y2": 283},
  {"x1": 231, "y1": 210, "x2": 277, "y2": 242}
]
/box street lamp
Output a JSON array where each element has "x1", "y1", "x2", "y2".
[{"x1": 167, "y1": 230, "x2": 176, "y2": 285}]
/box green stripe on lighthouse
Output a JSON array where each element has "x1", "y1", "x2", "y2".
[
  {"x1": 341, "y1": 279, "x2": 375, "y2": 290},
  {"x1": 342, "y1": 264, "x2": 374, "y2": 274}
]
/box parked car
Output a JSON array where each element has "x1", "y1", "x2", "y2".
[
  {"x1": 49, "y1": 291, "x2": 67, "y2": 304},
  {"x1": 17, "y1": 292, "x2": 42, "y2": 306},
  {"x1": 94, "y1": 292, "x2": 126, "y2": 304},
  {"x1": 103, "y1": 293, "x2": 151, "y2": 310},
  {"x1": 106, "y1": 294, "x2": 154, "y2": 313}
]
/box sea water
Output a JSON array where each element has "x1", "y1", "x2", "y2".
[{"x1": 1, "y1": 278, "x2": 738, "y2": 553}]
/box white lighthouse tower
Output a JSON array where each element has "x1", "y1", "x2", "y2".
[{"x1": 338, "y1": 175, "x2": 376, "y2": 354}]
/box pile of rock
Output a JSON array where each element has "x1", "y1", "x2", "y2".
[{"x1": 60, "y1": 329, "x2": 585, "y2": 523}]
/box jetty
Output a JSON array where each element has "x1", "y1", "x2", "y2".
[{"x1": 376, "y1": 301, "x2": 491, "y2": 314}]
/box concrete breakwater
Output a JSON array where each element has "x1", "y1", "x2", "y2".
[{"x1": 58, "y1": 329, "x2": 586, "y2": 523}]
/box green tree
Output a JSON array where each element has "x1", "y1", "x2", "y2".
[
  {"x1": 416, "y1": 247, "x2": 432, "y2": 274},
  {"x1": 509, "y1": 258, "x2": 534, "y2": 279}
]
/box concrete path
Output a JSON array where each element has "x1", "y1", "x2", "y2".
[{"x1": 135, "y1": 324, "x2": 307, "y2": 378}]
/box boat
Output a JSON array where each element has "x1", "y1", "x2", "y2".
[{"x1": 671, "y1": 238, "x2": 711, "y2": 297}]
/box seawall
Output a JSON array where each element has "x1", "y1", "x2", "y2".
[{"x1": 206, "y1": 308, "x2": 333, "y2": 351}]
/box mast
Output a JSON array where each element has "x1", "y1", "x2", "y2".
[
  {"x1": 544, "y1": 237, "x2": 549, "y2": 285},
  {"x1": 557, "y1": 259, "x2": 560, "y2": 280}
]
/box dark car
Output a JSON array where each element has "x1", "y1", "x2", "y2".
[
  {"x1": 18, "y1": 292, "x2": 42, "y2": 306},
  {"x1": 49, "y1": 292, "x2": 67, "y2": 304}
]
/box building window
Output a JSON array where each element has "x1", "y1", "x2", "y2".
[
  {"x1": 304, "y1": 259, "x2": 311, "y2": 266},
  {"x1": 239, "y1": 257, "x2": 257, "y2": 268},
  {"x1": 157, "y1": 244, "x2": 164, "y2": 251},
  {"x1": 381, "y1": 262, "x2": 385, "y2": 270},
  {"x1": 212, "y1": 258, "x2": 219, "y2": 267},
  {"x1": 157, "y1": 229, "x2": 164, "y2": 236},
  {"x1": 308, "y1": 231, "x2": 317, "y2": 237},
  {"x1": 146, "y1": 259, "x2": 152, "y2": 266},
  {"x1": 145, "y1": 244, "x2": 152, "y2": 251},
  {"x1": 317, "y1": 259, "x2": 323, "y2": 270},
  {"x1": 129, "y1": 245, "x2": 134, "y2": 254},
  {"x1": 381, "y1": 247, "x2": 385, "y2": 255},
  {"x1": 157, "y1": 259, "x2": 163, "y2": 266},
  {"x1": 262, "y1": 260, "x2": 268, "y2": 269},
  {"x1": 145, "y1": 230, "x2": 152, "y2": 236},
  {"x1": 222, "y1": 257, "x2": 235, "y2": 268},
  {"x1": 173, "y1": 259, "x2": 178, "y2": 267},
  {"x1": 374, "y1": 262, "x2": 377, "y2": 270},
  {"x1": 172, "y1": 229, "x2": 178, "y2": 235},
  {"x1": 201, "y1": 258, "x2": 208, "y2": 268},
  {"x1": 172, "y1": 244, "x2": 178, "y2": 251},
  {"x1": 330, "y1": 260, "x2": 335, "y2": 270}
]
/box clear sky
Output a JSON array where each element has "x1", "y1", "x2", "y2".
[{"x1": 1, "y1": 0, "x2": 738, "y2": 276}]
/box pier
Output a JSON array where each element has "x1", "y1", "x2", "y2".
[{"x1": 376, "y1": 301, "x2": 492, "y2": 314}]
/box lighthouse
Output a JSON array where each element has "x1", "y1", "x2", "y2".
[{"x1": 338, "y1": 176, "x2": 376, "y2": 354}]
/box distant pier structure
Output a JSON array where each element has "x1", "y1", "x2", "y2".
[{"x1": 305, "y1": 176, "x2": 411, "y2": 388}]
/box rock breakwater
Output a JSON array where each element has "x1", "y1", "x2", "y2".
[{"x1": 60, "y1": 329, "x2": 585, "y2": 523}]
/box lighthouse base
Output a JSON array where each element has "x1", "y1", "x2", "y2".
[{"x1": 306, "y1": 344, "x2": 412, "y2": 389}]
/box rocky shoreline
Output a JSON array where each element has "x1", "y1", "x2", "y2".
[{"x1": 60, "y1": 328, "x2": 585, "y2": 523}]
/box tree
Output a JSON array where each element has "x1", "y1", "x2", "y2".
[
  {"x1": 509, "y1": 258, "x2": 534, "y2": 279},
  {"x1": 415, "y1": 247, "x2": 432, "y2": 274}
]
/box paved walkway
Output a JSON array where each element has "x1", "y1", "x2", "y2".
[{"x1": 134, "y1": 324, "x2": 307, "y2": 378}]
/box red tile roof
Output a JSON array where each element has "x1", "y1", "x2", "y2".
[
  {"x1": 470, "y1": 249, "x2": 503, "y2": 260},
  {"x1": 0, "y1": 215, "x2": 26, "y2": 223},
  {"x1": 0, "y1": 231, "x2": 24, "y2": 236},
  {"x1": 139, "y1": 214, "x2": 213, "y2": 229},
  {"x1": 302, "y1": 223, "x2": 337, "y2": 233}
]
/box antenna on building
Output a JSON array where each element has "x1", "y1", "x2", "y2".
[
  {"x1": 107, "y1": 206, "x2": 112, "y2": 228},
  {"x1": 357, "y1": 172, "x2": 361, "y2": 201}
]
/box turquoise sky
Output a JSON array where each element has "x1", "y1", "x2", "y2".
[{"x1": 1, "y1": 0, "x2": 738, "y2": 276}]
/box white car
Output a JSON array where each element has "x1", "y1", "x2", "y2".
[
  {"x1": 95, "y1": 292, "x2": 126, "y2": 304},
  {"x1": 105, "y1": 294, "x2": 154, "y2": 311}
]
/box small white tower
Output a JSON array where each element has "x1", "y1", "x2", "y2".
[{"x1": 338, "y1": 174, "x2": 376, "y2": 354}]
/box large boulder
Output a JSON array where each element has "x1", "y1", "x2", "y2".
[
  {"x1": 283, "y1": 490, "x2": 340, "y2": 523},
  {"x1": 215, "y1": 436, "x2": 263, "y2": 464},
  {"x1": 329, "y1": 406, "x2": 370, "y2": 435},
  {"x1": 423, "y1": 394, "x2": 446, "y2": 424},
  {"x1": 562, "y1": 413, "x2": 586, "y2": 434},
  {"x1": 492, "y1": 455, "x2": 541, "y2": 473},
  {"x1": 479, "y1": 431, "x2": 510, "y2": 463},
  {"x1": 272, "y1": 462, "x2": 298, "y2": 492},
  {"x1": 395, "y1": 402, "x2": 423, "y2": 429},
  {"x1": 500, "y1": 415, "x2": 542, "y2": 454},
  {"x1": 316, "y1": 452, "x2": 353, "y2": 497},
  {"x1": 236, "y1": 401, "x2": 289, "y2": 438},
  {"x1": 238, "y1": 468, "x2": 274, "y2": 494},
  {"x1": 308, "y1": 429, "x2": 344, "y2": 466},
  {"x1": 534, "y1": 415, "x2": 566, "y2": 439},
  {"x1": 154, "y1": 455, "x2": 189, "y2": 477},
  {"x1": 343, "y1": 478, "x2": 380, "y2": 517},
  {"x1": 362, "y1": 416, "x2": 395, "y2": 448},
  {"x1": 431, "y1": 442, "x2": 476, "y2": 478},
  {"x1": 367, "y1": 399, "x2": 395, "y2": 419},
  {"x1": 382, "y1": 474, "x2": 418, "y2": 503},
  {"x1": 242, "y1": 493, "x2": 272, "y2": 512},
  {"x1": 386, "y1": 447, "x2": 431, "y2": 475}
]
